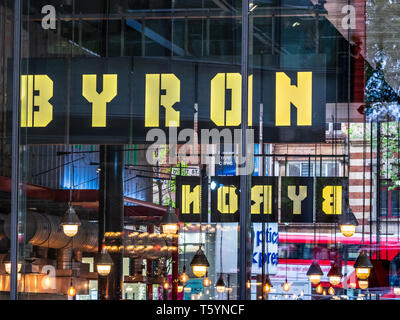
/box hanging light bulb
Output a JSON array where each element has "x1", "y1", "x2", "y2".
[
  {"x1": 246, "y1": 280, "x2": 251, "y2": 289},
  {"x1": 67, "y1": 279, "x2": 76, "y2": 298},
  {"x1": 327, "y1": 262, "x2": 343, "y2": 286},
  {"x1": 282, "y1": 279, "x2": 290, "y2": 292},
  {"x1": 163, "y1": 279, "x2": 170, "y2": 290},
  {"x1": 393, "y1": 277, "x2": 400, "y2": 295},
  {"x1": 177, "y1": 280, "x2": 184, "y2": 293},
  {"x1": 338, "y1": 206, "x2": 359, "y2": 237},
  {"x1": 306, "y1": 260, "x2": 324, "y2": 285},
  {"x1": 3, "y1": 253, "x2": 22, "y2": 274},
  {"x1": 358, "y1": 279, "x2": 369, "y2": 290},
  {"x1": 180, "y1": 265, "x2": 189, "y2": 284},
  {"x1": 263, "y1": 275, "x2": 273, "y2": 294},
  {"x1": 322, "y1": 289, "x2": 327, "y2": 296},
  {"x1": 60, "y1": 206, "x2": 81, "y2": 237},
  {"x1": 328, "y1": 286, "x2": 335, "y2": 295},
  {"x1": 190, "y1": 246, "x2": 210, "y2": 278},
  {"x1": 316, "y1": 283, "x2": 323, "y2": 294},
  {"x1": 215, "y1": 274, "x2": 226, "y2": 293},
  {"x1": 95, "y1": 249, "x2": 113, "y2": 276},
  {"x1": 354, "y1": 251, "x2": 373, "y2": 280},
  {"x1": 160, "y1": 205, "x2": 179, "y2": 235},
  {"x1": 203, "y1": 271, "x2": 211, "y2": 287},
  {"x1": 43, "y1": 274, "x2": 52, "y2": 289}
]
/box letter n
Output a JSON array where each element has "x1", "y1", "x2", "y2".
[
  {"x1": 275, "y1": 72, "x2": 312, "y2": 126},
  {"x1": 182, "y1": 185, "x2": 200, "y2": 214}
]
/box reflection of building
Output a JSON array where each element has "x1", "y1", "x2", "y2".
[{"x1": 0, "y1": 0, "x2": 397, "y2": 301}]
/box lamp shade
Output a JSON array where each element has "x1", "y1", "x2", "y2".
[
  {"x1": 215, "y1": 274, "x2": 226, "y2": 293},
  {"x1": 354, "y1": 251, "x2": 373, "y2": 280},
  {"x1": 358, "y1": 279, "x2": 369, "y2": 289},
  {"x1": 338, "y1": 206, "x2": 359, "y2": 237},
  {"x1": 306, "y1": 261, "x2": 324, "y2": 284},
  {"x1": 160, "y1": 205, "x2": 179, "y2": 234},
  {"x1": 327, "y1": 263, "x2": 343, "y2": 286},
  {"x1": 190, "y1": 247, "x2": 210, "y2": 277},
  {"x1": 95, "y1": 250, "x2": 114, "y2": 276},
  {"x1": 60, "y1": 206, "x2": 81, "y2": 237}
]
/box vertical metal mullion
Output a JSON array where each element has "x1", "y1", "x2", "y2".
[
  {"x1": 120, "y1": 17, "x2": 125, "y2": 56},
  {"x1": 141, "y1": 18, "x2": 146, "y2": 57},
  {"x1": 376, "y1": 120, "x2": 381, "y2": 259},
  {"x1": 184, "y1": 16, "x2": 189, "y2": 56},
  {"x1": 239, "y1": 0, "x2": 250, "y2": 300},
  {"x1": 10, "y1": 0, "x2": 22, "y2": 301},
  {"x1": 206, "y1": 16, "x2": 210, "y2": 56}
]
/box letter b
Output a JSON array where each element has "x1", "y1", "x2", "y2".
[
  {"x1": 21, "y1": 75, "x2": 53, "y2": 127},
  {"x1": 322, "y1": 185, "x2": 342, "y2": 215}
]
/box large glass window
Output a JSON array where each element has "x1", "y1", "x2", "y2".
[{"x1": 0, "y1": 0, "x2": 399, "y2": 301}]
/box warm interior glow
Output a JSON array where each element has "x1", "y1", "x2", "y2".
[
  {"x1": 67, "y1": 286, "x2": 76, "y2": 297},
  {"x1": 216, "y1": 285, "x2": 225, "y2": 293},
  {"x1": 358, "y1": 280, "x2": 368, "y2": 289},
  {"x1": 355, "y1": 267, "x2": 371, "y2": 280},
  {"x1": 162, "y1": 224, "x2": 178, "y2": 235},
  {"x1": 192, "y1": 265, "x2": 207, "y2": 277},
  {"x1": 62, "y1": 224, "x2": 79, "y2": 237},
  {"x1": 394, "y1": 287, "x2": 400, "y2": 295},
  {"x1": 44, "y1": 276, "x2": 51, "y2": 288},
  {"x1": 180, "y1": 272, "x2": 189, "y2": 284},
  {"x1": 340, "y1": 225, "x2": 356, "y2": 237},
  {"x1": 328, "y1": 287, "x2": 335, "y2": 295},
  {"x1": 316, "y1": 284, "x2": 323, "y2": 294},
  {"x1": 282, "y1": 281, "x2": 290, "y2": 292},
  {"x1": 309, "y1": 274, "x2": 321, "y2": 285},
  {"x1": 177, "y1": 284, "x2": 184, "y2": 293},
  {"x1": 97, "y1": 264, "x2": 112, "y2": 276},
  {"x1": 5, "y1": 262, "x2": 22, "y2": 274},
  {"x1": 246, "y1": 281, "x2": 251, "y2": 289},
  {"x1": 329, "y1": 276, "x2": 342, "y2": 286},
  {"x1": 263, "y1": 283, "x2": 271, "y2": 294},
  {"x1": 203, "y1": 277, "x2": 211, "y2": 287}
]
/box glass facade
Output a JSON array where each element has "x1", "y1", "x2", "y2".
[{"x1": 0, "y1": 0, "x2": 399, "y2": 301}]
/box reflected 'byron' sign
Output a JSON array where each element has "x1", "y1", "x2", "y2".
[{"x1": 176, "y1": 176, "x2": 345, "y2": 223}]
